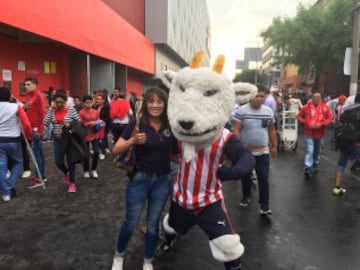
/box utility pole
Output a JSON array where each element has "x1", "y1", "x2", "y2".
[{"x1": 350, "y1": 2, "x2": 360, "y2": 95}]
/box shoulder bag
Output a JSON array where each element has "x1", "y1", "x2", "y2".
[{"x1": 114, "y1": 116, "x2": 140, "y2": 173}]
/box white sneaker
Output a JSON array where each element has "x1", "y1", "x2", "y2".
[
  {"x1": 99, "y1": 153, "x2": 105, "y2": 160},
  {"x1": 2, "y1": 195, "x2": 10, "y2": 202},
  {"x1": 111, "y1": 255, "x2": 123, "y2": 270},
  {"x1": 83, "y1": 171, "x2": 90, "y2": 178},
  {"x1": 143, "y1": 262, "x2": 154, "y2": 270},
  {"x1": 21, "y1": 170, "x2": 31, "y2": 178},
  {"x1": 105, "y1": 148, "x2": 111, "y2": 154},
  {"x1": 91, "y1": 170, "x2": 99, "y2": 178}
]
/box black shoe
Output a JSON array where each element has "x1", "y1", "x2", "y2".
[
  {"x1": 239, "y1": 197, "x2": 251, "y2": 207},
  {"x1": 350, "y1": 162, "x2": 360, "y2": 172},
  {"x1": 304, "y1": 168, "x2": 313, "y2": 179},
  {"x1": 259, "y1": 204, "x2": 272, "y2": 215},
  {"x1": 155, "y1": 236, "x2": 175, "y2": 257},
  {"x1": 10, "y1": 188, "x2": 16, "y2": 198},
  {"x1": 225, "y1": 258, "x2": 244, "y2": 270}
]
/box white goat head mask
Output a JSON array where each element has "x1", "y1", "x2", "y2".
[
  {"x1": 234, "y1": 82, "x2": 258, "y2": 105},
  {"x1": 161, "y1": 52, "x2": 235, "y2": 161}
]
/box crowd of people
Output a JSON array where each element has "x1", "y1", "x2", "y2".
[
  {"x1": 1, "y1": 76, "x2": 360, "y2": 270},
  {"x1": 0, "y1": 77, "x2": 138, "y2": 196}
]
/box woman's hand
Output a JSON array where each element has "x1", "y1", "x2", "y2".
[{"x1": 133, "y1": 132, "x2": 146, "y2": 145}]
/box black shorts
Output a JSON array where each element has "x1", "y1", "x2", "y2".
[{"x1": 168, "y1": 200, "x2": 235, "y2": 240}]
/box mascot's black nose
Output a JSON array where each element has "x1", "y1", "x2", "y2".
[{"x1": 179, "y1": 120, "x2": 194, "y2": 130}]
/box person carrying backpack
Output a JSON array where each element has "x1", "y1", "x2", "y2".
[{"x1": 333, "y1": 93, "x2": 360, "y2": 195}]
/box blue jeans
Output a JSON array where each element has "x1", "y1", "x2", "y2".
[
  {"x1": 336, "y1": 145, "x2": 360, "y2": 172},
  {"x1": 304, "y1": 136, "x2": 322, "y2": 169},
  {"x1": 44, "y1": 123, "x2": 53, "y2": 141},
  {"x1": 242, "y1": 154, "x2": 270, "y2": 208},
  {"x1": 0, "y1": 141, "x2": 23, "y2": 196},
  {"x1": 31, "y1": 132, "x2": 45, "y2": 177},
  {"x1": 116, "y1": 171, "x2": 172, "y2": 260},
  {"x1": 53, "y1": 138, "x2": 76, "y2": 183},
  {"x1": 99, "y1": 128, "x2": 110, "y2": 152}
]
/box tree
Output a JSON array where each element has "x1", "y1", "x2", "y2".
[
  {"x1": 233, "y1": 69, "x2": 265, "y2": 85},
  {"x1": 261, "y1": 0, "x2": 355, "y2": 87}
]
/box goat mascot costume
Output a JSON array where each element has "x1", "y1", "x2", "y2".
[{"x1": 160, "y1": 52, "x2": 255, "y2": 270}]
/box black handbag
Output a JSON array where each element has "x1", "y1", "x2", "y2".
[
  {"x1": 114, "y1": 117, "x2": 140, "y2": 173},
  {"x1": 70, "y1": 120, "x2": 89, "y2": 140}
]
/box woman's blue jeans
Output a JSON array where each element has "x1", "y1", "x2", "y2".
[
  {"x1": 0, "y1": 141, "x2": 23, "y2": 196},
  {"x1": 116, "y1": 171, "x2": 172, "y2": 260}
]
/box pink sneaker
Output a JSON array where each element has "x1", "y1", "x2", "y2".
[
  {"x1": 63, "y1": 174, "x2": 70, "y2": 184},
  {"x1": 68, "y1": 183, "x2": 76, "y2": 193}
]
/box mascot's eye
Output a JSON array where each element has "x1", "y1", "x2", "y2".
[
  {"x1": 203, "y1": 89, "x2": 218, "y2": 97},
  {"x1": 178, "y1": 84, "x2": 185, "y2": 92}
]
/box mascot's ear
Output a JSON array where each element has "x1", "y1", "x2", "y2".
[
  {"x1": 233, "y1": 82, "x2": 258, "y2": 103},
  {"x1": 212, "y1": 55, "x2": 225, "y2": 73},
  {"x1": 161, "y1": 70, "x2": 176, "y2": 89},
  {"x1": 233, "y1": 82, "x2": 258, "y2": 94}
]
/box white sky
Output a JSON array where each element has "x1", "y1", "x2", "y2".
[{"x1": 207, "y1": 0, "x2": 318, "y2": 77}]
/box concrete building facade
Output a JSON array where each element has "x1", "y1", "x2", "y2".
[
  {"x1": 145, "y1": 0, "x2": 211, "y2": 84},
  {"x1": 0, "y1": 0, "x2": 210, "y2": 98}
]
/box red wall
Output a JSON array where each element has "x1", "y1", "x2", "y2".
[
  {"x1": 127, "y1": 70, "x2": 143, "y2": 96},
  {"x1": 0, "y1": 0, "x2": 155, "y2": 75},
  {"x1": 0, "y1": 36, "x2": 69, "y2": 99},
  {"x1": 102, "y1": 0, "x2": 145, "y2": 33}
]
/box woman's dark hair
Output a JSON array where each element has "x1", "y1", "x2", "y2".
[
  {"x1": 48, "y1": 86, "x2": 55, "y2": 94},
  {"x1": 119, "y1": 91, "x2": 126, "y2": 99},
  {"x1": 0, "y1": 86, "x2": 11, "y2": 101},
  {"x1": 140, "y1": 87, "x2": 169, "y2": 128},
  {"x1": 54, "y1": 89, "x2": 68, "y2": 102}
]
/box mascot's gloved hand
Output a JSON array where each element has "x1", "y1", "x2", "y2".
[{"x1": 216, "y1": 165, "x2": 233, "y2": 181}]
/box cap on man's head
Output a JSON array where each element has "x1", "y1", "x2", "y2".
[{"x1": 338, "y1": 95, "x2": 346, "y2": 102}]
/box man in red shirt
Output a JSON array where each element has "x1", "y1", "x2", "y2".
[
  {"x1": 23, "y1": 77, "x2": 47, "y2": 188},
  {"x1": 296, "y1": 92, "x2": 333, "y2": 178},
  {"x1": 110, "y1": 89, "x2": 133, "y2": 143}
]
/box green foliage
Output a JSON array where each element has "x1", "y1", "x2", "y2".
[
  {"x1": 233, "y1": 69, "x2": 265, "y2": 85},
  {"x1": 261, "y1": 0, "x2": 356, "y2": 85}
]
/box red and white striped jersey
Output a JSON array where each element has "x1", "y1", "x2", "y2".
[{"x1": 173, "y1": 128, "x2": 233, "y2": 210}]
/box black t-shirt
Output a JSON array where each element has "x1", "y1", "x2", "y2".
[{"x1": 121, "y1": 118, "x2": 178, "y2": 174}]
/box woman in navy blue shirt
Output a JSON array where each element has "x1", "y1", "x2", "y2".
[{"x1": 111, "y1": 87, "x2": 177, "y2": 270}]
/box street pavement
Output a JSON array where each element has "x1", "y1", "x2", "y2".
[{"x1": 1, "y1": 132, "x2": 360, "y2": 270}]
